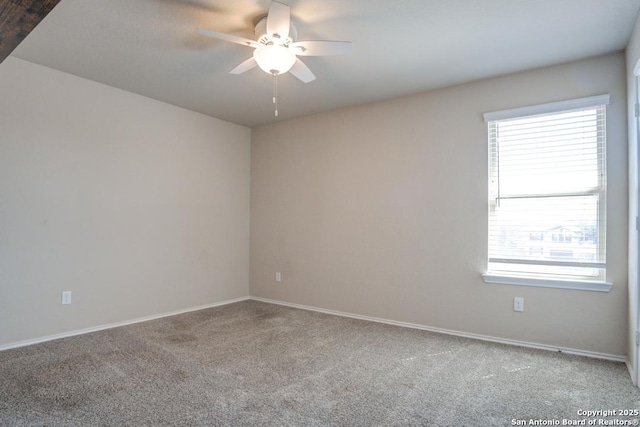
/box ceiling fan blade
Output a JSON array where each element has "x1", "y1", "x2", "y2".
[
  {"x1": 230, "y1": 57, "x2": 258, "y2": 74},
  {"x1": 290, "y1": 41, "x2": 353, "y2": 56},
  {"x1": 196, "y1": 28, "x2": 261, "y2": 49},
  {"x1": 289, "y1": 58, "x2": 316, "y2": 83},
  {"x1": 266, "y1": 1, "x2": 290, "y2": 41}
]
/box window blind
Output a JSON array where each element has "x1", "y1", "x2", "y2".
[{"x1": 487, "y1": 98, "x2": 607, "y2": 279}]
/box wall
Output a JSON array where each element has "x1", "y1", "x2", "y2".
[
  {"x1": 251, "y1": 52, "x2": 628, "y2": 357},
  {"x1": 0, "y1": 57, "x2": 251, "y2": 347},
  {"x1": 626, "y1": 12, "x2": 640, "y2": 382}
]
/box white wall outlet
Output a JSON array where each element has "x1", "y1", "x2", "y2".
[
  {"x1": 275, "y1": 272, "x2": 282, "y2": 282},
  {"x1": 61, "y1": 291, "x2": 72, "y2": 305},
  {"x1": 514, "y1": 297, "x2": 524, "y2": 312}
]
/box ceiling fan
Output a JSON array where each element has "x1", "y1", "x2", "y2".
[{"x1": 196, "y1": 1, "x2": 352, "y2": 116}]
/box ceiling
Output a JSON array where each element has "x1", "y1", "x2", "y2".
[{"x1": 9, "y1": 0, "x2": 640, "y2": 128}]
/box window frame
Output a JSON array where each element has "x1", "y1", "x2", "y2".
[{"x1": 481, "y1": 95, "x2": 612, "y2": 292}]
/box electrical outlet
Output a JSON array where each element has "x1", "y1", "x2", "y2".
[
  {"x1": 513, "y1": 297, "x2": 524, "y2": 312},
  {"x1": 275, "y1": 272, "x2": 282, "y2": 282},
  {"x1": 61, "y1": 291, "x2": 72, "y2": 305}
]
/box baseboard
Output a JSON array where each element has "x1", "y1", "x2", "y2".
[
  {"x1": 0, "y1": 296, "x2": 251, "y2": 352},
  {"x1": 2, "y1": 295, "x2": 626, "y2": 364},
  {"x1": 627, "y1": 359, "x2": 637, "y2": 386},
  {"x1": 250, "y1": 296, "x2": 626, "y2": 363}
]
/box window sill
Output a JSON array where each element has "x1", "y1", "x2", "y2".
[{"x1": 481, "y1": 274, "x2": 612, "y2": 292}]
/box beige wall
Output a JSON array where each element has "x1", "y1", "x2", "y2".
[
  {"x1": 0, "y1": 52, "x2": 629, "y2": 356},
  {"x1": 251, "y1": 52, "x2": 629, "y2": 356},
  {"x1": 0, "y1": 57, "x2": 251, "y2": 347}
]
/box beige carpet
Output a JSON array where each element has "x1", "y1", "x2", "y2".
[{"x1": 1, "y1": 300, "x2": 639, "y2": 426}]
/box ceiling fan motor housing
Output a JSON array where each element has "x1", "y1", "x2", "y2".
[{"x1": 255, "y1": 16, "x2": 297, "y2": 46}]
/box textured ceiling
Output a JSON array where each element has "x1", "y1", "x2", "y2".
[{"x1": 9, "y1": 0, "x2": 640, "y2": 127}]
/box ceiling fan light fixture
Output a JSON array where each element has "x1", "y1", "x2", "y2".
[
  {"x1": 196, "y1": 0, "x2": 352, "y2": 116},
  {"x1": 253, "y1": 45, "x2": 296, "y2": 75}
]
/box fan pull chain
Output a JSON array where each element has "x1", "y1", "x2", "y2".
[{"x1": 272, "y1": 73, "x2": 279, "y2": 117}]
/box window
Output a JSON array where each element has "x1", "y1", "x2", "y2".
[{"x1": 482, "y1": 95, "x2": 611, "y2": 291}]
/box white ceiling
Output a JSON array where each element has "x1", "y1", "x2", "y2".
[{"x1": 10, "y1": 0, "x2": 640, "y2": 127}]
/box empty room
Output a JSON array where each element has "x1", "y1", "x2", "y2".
[{"x1": 2, "y1": 0, "x2": 640, "y2": 425}]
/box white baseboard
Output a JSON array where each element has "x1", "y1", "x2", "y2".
[
  {"x1": 250, "y1": 296, "x2": 626, "y2": 363},
  {"x1": 0, "y1": 296, "x2": 250, "y2": 352},
  {"x1": 1, "y1": 295, "x2": 626, "y2": 364},
  {"x1": 627, "y1": 359, "x2": 637, "y2": 386}
]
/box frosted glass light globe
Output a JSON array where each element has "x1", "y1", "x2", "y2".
[{"x1": 253, "y1": 45, "x2": 296, "y2": 75}]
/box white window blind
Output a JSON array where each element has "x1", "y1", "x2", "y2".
[{"x1": 485, "y1": 95, "x2": 608, "y2": 281}]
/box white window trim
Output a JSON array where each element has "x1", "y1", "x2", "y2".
[
  {"x1": 483, "y1": 94, "x2": 612, "y2": 292},
  {"x1": 482, "y1": 273, "x2": 612, "y2": 292},
  {"x1": 483, "y1": 94, "x2": 610, "y2": 122}
]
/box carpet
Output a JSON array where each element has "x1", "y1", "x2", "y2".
[{"x1": 0, "y1": 300, "x2": 638, "y2": 426}]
